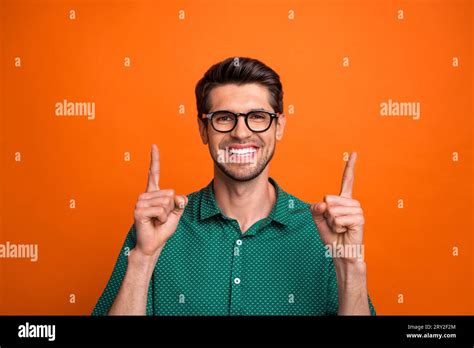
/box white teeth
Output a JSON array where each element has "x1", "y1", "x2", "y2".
[{"x1": 228, "y1": 147, "x2": 257, "y2": 155}]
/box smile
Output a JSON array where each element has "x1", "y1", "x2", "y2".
[
  {"x1": 217, "y1": 145, "x2": 259, "y2": 165},
  {"x1": 227, "y1": 147, "x2": 257, "y2": 155}
]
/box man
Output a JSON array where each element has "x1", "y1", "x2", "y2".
[{"x1": 92, "y1": 57, "x2": 376, "y2": 316}]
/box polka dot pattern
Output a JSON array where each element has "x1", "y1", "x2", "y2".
[{"x1": 92, "y1": 177, "x2": 376, "y2": 316}]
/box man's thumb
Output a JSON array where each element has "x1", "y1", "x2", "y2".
[
  {"x1": 310, "y1": 202, "x2": 327, "y2": 223},
  {"x1": 173, "y1": 195, "x2": 188, "y2": 213}
]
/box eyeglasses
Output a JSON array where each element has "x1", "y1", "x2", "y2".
[{"x1": 202, "y1": 110, "x2": 279, "y2": 133}]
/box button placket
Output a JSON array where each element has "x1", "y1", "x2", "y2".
[{"x1": 229, "y1": 237, "x2": 244, "y2": 315}]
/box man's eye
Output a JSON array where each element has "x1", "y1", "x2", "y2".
[
  {"x1": 249, "y1": 113, "x2": 267, "y2": 120},
  {"x1": 215, "y1": 114, "x2": 233, "y2": 122}
]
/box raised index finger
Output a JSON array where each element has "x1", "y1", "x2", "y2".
[
  {"x1": 146, "y1": 144, "x2": 160, "y2": 192},
  {"x1": 339, "y1": 151, "x2": 357, "y2": 198}
]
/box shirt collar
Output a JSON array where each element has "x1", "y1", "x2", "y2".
[{"x1": 199, "y1": 177, "x2": 291, "y2": 226}]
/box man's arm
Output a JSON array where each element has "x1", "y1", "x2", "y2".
[
  {"x1": 334, "y1": 259, "x2": 370, "y2": 315},
  {"x1": 311, "y1": 152, "x2": 374, "y2": 315},
  {"x1": 108, "y1": 249, "x2": 160, "y2": 315},
  {"x1": 93, "y1": 144, "x2": 187, "y2": 316}
]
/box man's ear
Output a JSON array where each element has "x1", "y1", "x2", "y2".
[
  {"x1": 275, "y1": 113, "x2": 286, "y2": 141},
  {"x1": 197, "y1": 118, "x2": 209, "y2": 145}
]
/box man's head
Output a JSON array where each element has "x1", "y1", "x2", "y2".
[{"x1": 195, "y1": 57, "x2": 286, "y2": 182}]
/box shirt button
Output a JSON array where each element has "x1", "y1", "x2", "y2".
[
  {"x1": 234, "y1": 277, "x2": 241, "y2": 285},
  {"x1": 236, "y1": 239, "x2": 242, "y2": 246}
]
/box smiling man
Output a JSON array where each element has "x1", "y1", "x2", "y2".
[{"x1": 92, "y1": 56, "x2": 376, "y2": 316}]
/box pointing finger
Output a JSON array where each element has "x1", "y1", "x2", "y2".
[
  {"x1": 340, "y1": 152, "x2": 357, "y2": 198},
  {"x1": 146, "y1": 144, "x2": 160, "y2": 192}
]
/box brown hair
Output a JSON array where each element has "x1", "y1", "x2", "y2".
[{"x1": 195, "y1": 57, "x2": 284, "y2": 119}]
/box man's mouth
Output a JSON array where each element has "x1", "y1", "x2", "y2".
[
  {"x1": 228, "y1": 147, "x2": 257, "y2": 155},
  {"x1": 223, "y1": 144, "x2": 260, "y2": 163}
]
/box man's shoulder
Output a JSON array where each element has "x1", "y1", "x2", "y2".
[
  {"x1": 184, "y1": 183, "x2": 208, "y2": 203},
  {"x1": 275, "y1": 179, "x2": 313, "y2": 216},
  {"x1": 275, "y1": 186, "x2": 329, "y2": 255},
  {"x1": 180, "y1": 181, "x2": 212, "y2": 220},
  {"x1": 283, "y1": 191, "x2": 312, "y2": 209},
  {"x1": 281, "y1": 191, "x2": 314, "y2": 226}
]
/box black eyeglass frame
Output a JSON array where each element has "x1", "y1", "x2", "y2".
[{"x1": 202, "y1": 110, "x2": 279, "y2": 133}]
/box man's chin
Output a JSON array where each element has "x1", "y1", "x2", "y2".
[{"x1": 218, "y1": 164, "x2": 264, "y2": 182}]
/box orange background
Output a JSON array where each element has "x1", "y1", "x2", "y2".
[{"x1": 0, "y1": 0, "x2": 472, "y2": 315}]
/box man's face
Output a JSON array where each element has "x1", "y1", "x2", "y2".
[{"x1": 198, "y1": 83, "x2": 286, "y2": 182}]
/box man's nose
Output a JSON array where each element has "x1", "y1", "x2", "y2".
[{"x1": 230, "y1": 115, "x2": 252, "y2": 138}]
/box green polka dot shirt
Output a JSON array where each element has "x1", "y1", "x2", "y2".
[{"x1": 92, "y1": 177, "x2": 376, "y2": 316}]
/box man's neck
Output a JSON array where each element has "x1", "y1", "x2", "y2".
[{"x1": 213, "y1": 168, "x2": 276, "y2": 234}]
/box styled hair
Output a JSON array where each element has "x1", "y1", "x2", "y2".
[{"x1": 195, "y1": 57, "x2": 283, "y2": 119}]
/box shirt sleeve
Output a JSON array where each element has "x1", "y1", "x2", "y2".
[
  {"x1": 326, "y1": 257, "x2": 376, "y2": 316},
  {"x1": 91, "y1": 224, "x2": 155, "y2": 315}
]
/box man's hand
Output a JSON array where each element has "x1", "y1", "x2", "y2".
[
  {"x1": 109, "y1": 144, "x2": 188, "y2": 315},
  {"x1": 310, "y1": 152, "x2": 371, "y2": 315},
  {"x1": 133, "y1": 144, "x2": 188, "y2": 258},
  {"x1": 310, "y1": 152, "x2": 364, "y2": 261}
]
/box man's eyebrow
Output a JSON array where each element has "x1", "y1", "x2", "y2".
[
  {"x1": 250, "y1": 108, "x2": 266, "y2": 111},
  {"x1": 216, "y1": 107, "x2": 270, "y2": 112}
]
